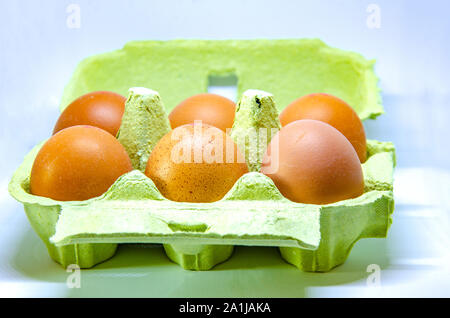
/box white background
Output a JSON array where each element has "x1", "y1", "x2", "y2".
[{"x1": 0, "y1": 0, "x2": 449, "y2": 297}]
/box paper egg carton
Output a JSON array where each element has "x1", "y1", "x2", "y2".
[{"x1": 9, "y1": 39, "x2": 395, "y2": 271}]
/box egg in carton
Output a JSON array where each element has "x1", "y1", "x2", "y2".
[{"x1": 8, "y1": 40, "x2": 395, "y2": 271}]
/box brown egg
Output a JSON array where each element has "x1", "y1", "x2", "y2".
[
  {"x1": 145, "y1": 122, "x2": 248, "y2": 202},
  {"x1": 53, "y1": 91, "x2": 126, "y2": 136},
  {"x1": 279, "y1": 93, "x2": 367, "y2": 162},
  {"x1": 261, "y1": 119, "x2": 364, "y2": 205},
  {"x1": 30, "y1": 125, "x2": 133, "y2": 201},
  {"x1": 169, "y1": 93, "x2": 236, "y2": 132}
]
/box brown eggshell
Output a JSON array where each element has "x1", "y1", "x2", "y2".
[
  {"x1": 279, "y1": 93, "x2": 367, "y2": 162},
  {"x1": 261, "y1": 119, "x2": 364, "y2": 205},
  {"x1": 53, "y1": 91, "x2": 126, "y2": 136},
  {"x1": 145, "y1": 123, "x2": 248, "y2": 202},
  {"x1": 30, "y1": 125, "x2": 133, "y2": 201},
  {"x1": 169, "y1": 93, "x2": 236, "y2": 132}
]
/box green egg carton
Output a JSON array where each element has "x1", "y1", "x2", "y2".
[{"x1": 9, "y1": 39, "x2": 395, "y2": 272}]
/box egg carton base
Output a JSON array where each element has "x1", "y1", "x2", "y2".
[{"x1": 164, "y1": 244, "x2": 234, "y2": 271}]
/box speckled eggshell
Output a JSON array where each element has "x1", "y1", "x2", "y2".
[{"x1": 145, "y1": 123, "x2": 248, "y2": 202}]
